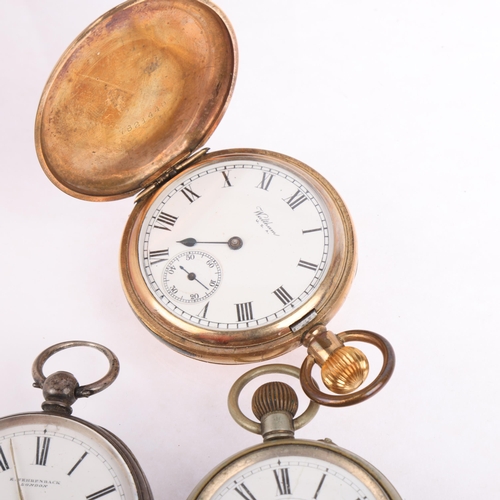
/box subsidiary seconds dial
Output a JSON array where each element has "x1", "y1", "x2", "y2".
[
  {"x1": 163, "y1": 251, "x2": 222, "y2": 304},
  {"x1": 138, "y1": 158, "x2": 333, "y2": 330}
]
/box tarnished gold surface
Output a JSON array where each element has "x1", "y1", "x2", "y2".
[
  {"x1": 302, "y1": 324, "x2": 343, "y2": 365},
  {"x1": 35, "y1": 1, "x2": 357, "y2": 365},
  {"x1": 302, "y1": 324, "x2": 369, "y2": 394},
  {"x1": 300, "y1": 330, "x2": 396, "y2": 407},
  {"x1": 120, "y1": 149, "x2": 357, "y2": 363},
  {"x1": 35, "y1": 0, "x2": 237, "y2": 200}
]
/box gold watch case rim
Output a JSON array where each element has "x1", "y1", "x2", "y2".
[
  {"x1": 0, "y1": 412, "x2": 153, "y2": 499},
  {"x1": 120, "y1": 148, "x2": 357, "y2": 364},
  {"x1": 34, "y1": 0, "x2": 238, "y2": 201},
  {"x1": 187, "y1": 438, "x2": 402, "y2": 500}
]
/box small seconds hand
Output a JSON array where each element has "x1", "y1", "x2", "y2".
[{"x1": 179, "y1": 266, "x2": 209, "y2": 290}]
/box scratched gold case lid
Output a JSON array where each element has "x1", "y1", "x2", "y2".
[{"x1": 35, "y1": 0, "x2": 237, "y2": 201}]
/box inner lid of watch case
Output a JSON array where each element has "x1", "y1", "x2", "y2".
[{"x1": 35, "y1": 0, "x2": 237, "y2": 201}]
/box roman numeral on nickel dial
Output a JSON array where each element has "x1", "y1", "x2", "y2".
[
  {"x1": 234, "y1": 483, "x2": 257, "y2": 500},
  {"x1": 274, "y1": 468, "x2": 291, "y2": 495}
]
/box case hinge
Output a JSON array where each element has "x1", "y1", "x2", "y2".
[{"x1": 134, "y1": 148, "x2": 210, "y2": 204}]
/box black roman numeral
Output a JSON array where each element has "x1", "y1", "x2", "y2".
[
  {"x1": 274, "y1": 468, "x2": 291, "y2": 495},
  {"x1": 283, "y1": 189, "x2": 307, "y2": 209},
  {"x1": 273, "y1": 286, "x2": 293, "y2": 305},
  {"x1": 235, "y1": 483, "x2": 257, "y2": 500},
  {"x1": 256, "y1": 172, "x2": 274, "y2": 191},
  {"x1": 181, "y1": 186, "x2": 201, "y2": 203},
  {"x1": 236, "y1": 302, "x2": 254, "y2": 322},
  {"x1": 222, "y1": 170, "x2": 232, "y2": 187},
  {"x1": 68, "y1": 452, "x2": 88, "y2": 476},
  {"x1": 313, "y1": 474, "x2": 326, "y2": 499},
  {"x1": 86, "y1": 485, "x2": 116, "y2": 499},
  {"x1": 0, "y1": 446, "x2": 9, "y2": 472},
  {"x1": 36, "y1": 437, "x2": 50, "y2": 466},
  {"x1": 154, "y1": 212, "x2": 178, "y2": 231},
  {"x1": 149, "y1": 248, "x2": 170, "y2": 265},
  {"x1": 198, "y1": 302, "x2": 210, "y2": 318},
  {"x1": 297, "y1": 259, "x2": 318, "y2": 271}
]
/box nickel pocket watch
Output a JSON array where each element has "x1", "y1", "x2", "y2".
[
  {"x1": 34, "y1": 0, "x2": 394, "y2": 404},
  {"x1": 189, "y1": 364, "x2": 402, "y2": 500},
  {"x1": 0, "y1": 341, "x2": 152, "y2": 499}
]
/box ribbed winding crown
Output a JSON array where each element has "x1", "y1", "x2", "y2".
[
  {"x1": 252, "y1": 382, "x2": 299, "y2": 421},
  {"x1": 321, "y1": 345, "x2": 369, "y2": 394}
]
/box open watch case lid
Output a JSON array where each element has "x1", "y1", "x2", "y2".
[{"x1": 35, "y1": 0, "x2": 237, "y2": 201}]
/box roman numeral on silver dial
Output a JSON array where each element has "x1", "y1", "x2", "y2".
[
  {"x1": 0, "y1": 446, "x2": 9, "y2": 472},
  {"x1": 36, "y1": 436, "x2": 50, "y2": 466}
]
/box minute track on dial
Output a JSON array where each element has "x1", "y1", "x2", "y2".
[
  {"x1": 119, "y1": 148, "x2": 358, "y2": 364},
  {"x1": 138, "y1": 160, "x2": 332, "y2": 332}
]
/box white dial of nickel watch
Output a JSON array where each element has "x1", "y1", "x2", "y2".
[
  {"x1": 210, "y1": 456, "x2": 377, "y2": 500},
  {"x1": 139, "y1": 160, "x2": 333, "y2": 330}
]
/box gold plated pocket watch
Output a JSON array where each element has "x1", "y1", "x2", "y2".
[
  {"x1": 34, "y1": 0, "x2": 393, "y2": 404},
  {"x1": 0, "y1": 341, "x2": 152, "y2": 500},
  {"x1": 189, "y1": 364, "x2": 402, "y2": 500}
]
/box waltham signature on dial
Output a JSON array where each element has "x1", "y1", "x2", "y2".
[{"x1": 254, "y1": 206, "x2": 279, "y2": 236}]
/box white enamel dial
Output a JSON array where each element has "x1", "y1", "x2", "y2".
[
  {"x1": 212, "y1": 455, "x2": 377, "y2": 500},
  {"x1": 138, "y1": 159, "x2": 333, "y2": 331},
  {"x1": 0, "y1": 414, "x2": 139, "y2": 500},
  {"x1": 191, "y1": 441, "x2": 398, "y2": 500}
]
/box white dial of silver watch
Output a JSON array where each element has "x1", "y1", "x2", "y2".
[{"x1": 0, "y1": 414, "x2": 139, "y2": 500}]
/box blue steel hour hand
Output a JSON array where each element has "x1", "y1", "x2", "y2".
[{"x1": 178, "y1": 236, "x2": 243, "y2": 250}]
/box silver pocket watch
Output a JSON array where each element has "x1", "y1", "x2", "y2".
[
  {"x1": 0, "y1": 341, "x2": 152, "y2": 500},
  {"x1": 189, "y1": 364, "x2": 402, "y2": 500}
]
